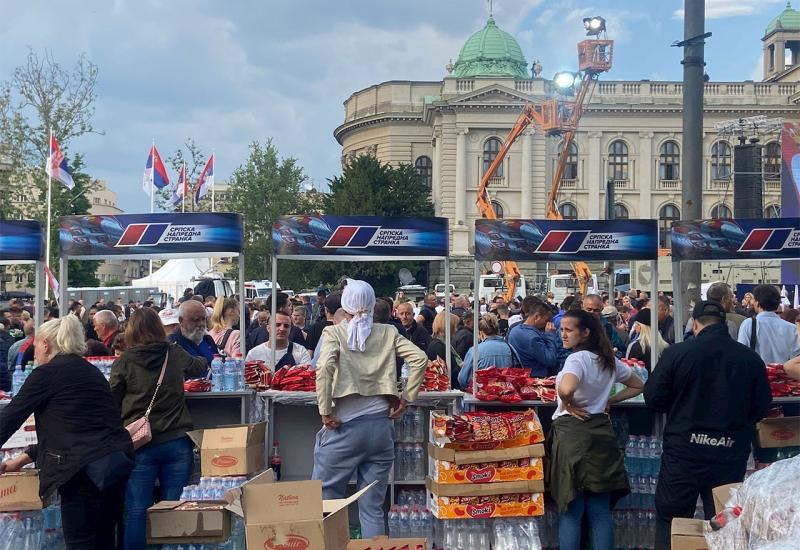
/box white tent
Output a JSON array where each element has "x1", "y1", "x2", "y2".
[{"x1": 131, "y1": 258, "x2": 214, "y2": 301}]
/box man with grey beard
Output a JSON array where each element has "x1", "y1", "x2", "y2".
[{"x1": 168, "y1": 299, "x2": 216, "y2": 369}]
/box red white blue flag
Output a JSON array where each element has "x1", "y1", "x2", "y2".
[
  {"x1": 194, "y1": 154, "x2": 214, "y2": 205},
  {"x1": 171, "y1": 163, "x2": 187, "y2": 207},
  {"x1": 46, "y1": 135, "x2": 74, "y2": 189},
  {"x1": 44, "y1": 264, "x2": 60, "y2": 298},
  {"x1": 142, "y1": 145, "x2": 170, "y2": 196}
]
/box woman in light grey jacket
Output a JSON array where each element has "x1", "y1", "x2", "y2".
[{"x1": 313, "y1": 279, "x2": 428, "y2": 537}]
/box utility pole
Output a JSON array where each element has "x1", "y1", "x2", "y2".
[{"x1": 680, "y1": 0, "x2": 706, "y2": 312}]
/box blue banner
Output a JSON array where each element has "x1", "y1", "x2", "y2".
[
  {"x1": 272, "y1": 215, "x2": 449, "y2": 258},
  {"x1": 59, "y1": 213, "x2": 243, "y2": 257},
  {"x1": 671, "y1": 218, "x2": 800, "y2": 261},
  {"x1": 474, "y1": 219, "x2": 658, "y2": 261},
  {"x1": 0, "y1": 220, "x2": 44, "y2": 262}
]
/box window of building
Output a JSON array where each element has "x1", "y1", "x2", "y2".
[
  {"x1": 491, "y1": 200, "x2": 504, "y2": 219},
  {"x1": 711, "y1": 141, "x2": 732, "y2": 180},
  {"x1": 765, "y1": 204, "x2": 781, "y2": 218},
  {"x1": 659, "y1": 204, "x2": 680, "y2": 248},
  {"x1": 559, "y1": 203, "x2": 578, "y2": 220},
  {"x1": 711, "y1": 204, "x2": 732, "y2": 219},
  {"x1": 614, "y1": 203, "x2": 629, "y2": 220},
  {"x1": 560, "y1": 141, "x2": 578, "y2": 180},
  {"x1": 608, "y1": 140, "x2": 629, "y2": 181},
  {"x1": 764, "y1": 142, "x2": 781, "y2": 180},
  {"x1": 659, "y1": 141, "x2": 680, "y2": 181},
  {"x1": 414, "y1": 155, "x2": 433, "y2": 188},
  {"x1": 483, "y1": 138, "x2": 504, "y2": 178},
  {"x1": 15, "y1": 273, "x2": 25, "y2": 284}
]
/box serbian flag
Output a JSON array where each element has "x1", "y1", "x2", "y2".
[
  {"x1": 194, "y1": 153, "x2": 214, "y2": 205},
  {"x1": 171, "y1": 163, "x2": 187, "y2": 207},
  {"x1": 46, "y1": 135, "x2": 74, "y2": 189},
  {"x1": 44, "y1": 264, "x2": 60, "y2": 298},
  {"x1": 142, "y1": 144, "x2": 170, "y2": 196}
]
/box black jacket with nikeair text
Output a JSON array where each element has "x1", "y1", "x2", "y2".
[{"x1": 644, "y1": 323, "x2": 772, "y2": 464}]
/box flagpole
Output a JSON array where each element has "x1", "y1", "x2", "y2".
[
  {"x1": 149, "y1": 139, "x2": 154, "y2": 276},
  {"x1": 45, "y1": 127, "x2": 53, "y2": 301},
  {"x1": 211, "y1": 151, "x2": 216, "y2": 213},
  {"x1": 181, "y1": 161, "x2": 186, "y2": 213}
]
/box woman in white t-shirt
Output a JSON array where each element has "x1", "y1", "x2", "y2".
[{"x1": 550, "y1": 309, "x2": 644, "y2": 550}]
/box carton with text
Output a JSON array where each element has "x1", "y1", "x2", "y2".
[
  {"x1": 428, "y1": 443, "x2": 545, "y2": 484},
  {"x1": 0, "y1": 470, "x2": 43, "y2": 512},
  {"x1": 346, "y1": 536, "x2": 428, "y2": 549},
  {"x1": 187, "y1": 422, "x2": 266, "y2": 477},
  {"x1": 146, "y1": 500, "x2": 231, "y2": 545},
  {"x1": 755, "y1": 417, "x2": 800, "y2": 448}
]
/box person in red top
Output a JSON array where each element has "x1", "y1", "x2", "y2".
[{"x1": 86, "y1": 310, "x2": 120, "y2": 355}]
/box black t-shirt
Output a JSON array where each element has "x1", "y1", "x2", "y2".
[
  {"x1": 305, "y1": 318, "x2": 332, "y2": 351},
  {"x1": 419, "y1": 305, "x2": 436, "y2": 334},
  {"x1": 498, "y1": 318, "x2": 509, "y2": 336}
]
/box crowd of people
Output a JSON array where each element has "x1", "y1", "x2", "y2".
[{"x1": 0, "y1": 278, "x2": 798, "y2": 549}]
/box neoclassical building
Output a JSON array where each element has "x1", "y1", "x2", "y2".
[{"x1": 334, "y1": 7, "x2": 799, "y2": 287}]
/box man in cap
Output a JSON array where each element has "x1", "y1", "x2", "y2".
[
  {"x1": 159, "y1": 307, "x2": 180, "y2": 337},
  {"x1": 644, "y1": 300, "x2": 772, "y2": 550}
]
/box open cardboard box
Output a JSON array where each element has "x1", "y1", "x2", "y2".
[
  {"x1": 347, "y1": 536, "x2": 427, "y2": 549},
  {"x1": 712, "y1": 483, "x2": 741, "y2": 514},
  {"x1": 226, "y1": 469, "x2": 376, "y2": 550},
  {"x1": 670, "y1": 518, "x2": 709, "y2": 550},
  {"x1": 147, "y1": 500, "x2": 231, "y2": 545},
  {"x1": 428, "y1": 443, "x2": 545, "y2": 484},
  {"x1": 0, "y1": 470, "x2": 43, "y2": 512},
  {"x1": 187, "y1": 421, "x2": 266, "y2": 477},
  {"x1": 755, "y1": 417, "x2": 800, "y2": 448}
]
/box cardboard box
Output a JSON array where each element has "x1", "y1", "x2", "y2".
[
  {"x1": 755, "y1": 417, "x2": 800, "y2": 448},
  {"x1": 428, "y1": 443, "x2": 544, "y2": 484},
  {"x1": 146, "y1": 500, "x2": 231, "y2": 544},
  {"x1": 429, "y1": 410, "x2": 545, "y2": 451},
  {"x1": 187, "y1": 422, "x2": 266, "y2": 477},
  {"x1": 0, "y1": 470, "x2": 43, "y2": 512},
  {"x1": 426, "y1": 477, "x2": 545, "y2": 519},
  {"x1": 227, "y1": 469, "x2": 375, "y2": 550},
  {"x1": 347, "y1": 536, "x2": 428, "y2": 550},
  {"x1": 426, "y1": 477, "x2": 544, "y2": 496},
  {"x1": 670, "y1": 518, "x2": 709, "y2": 550},
  {"x1": 711, "y1": 483, "x2": 741, "y2": 514},
  {"x1": 1, "y1": 414, "x2": 37, "y2": 450}
]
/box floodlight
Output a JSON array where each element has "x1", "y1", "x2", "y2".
[
  {"x1": 582, "y1": 16, "x2": 606, "y2": 36},
  {"x1": 553, "y1": 71, "x2": 580, "y2": 90}
]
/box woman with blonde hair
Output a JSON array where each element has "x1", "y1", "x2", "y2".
[
  {"x1": 208, "y1": 296, "x2": 241, "y2": 357},
  {"x1": 0, "y1": 315, "x2": 133, "y2": 548},
  {"x1": 426, "y1": 311, "x2": 462, "y2": 385},
  {"x1": 626, "y1": 310, "x2": 668, "y2": 372}
]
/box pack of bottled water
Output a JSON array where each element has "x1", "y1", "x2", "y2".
[
  {"x1": 427, "y1": 517, "x2": 542, "y2": 549},
  {"x1": 86, "y1": 356, "x2": 114, "y2": 380},
  {"x1": 212, "y1": 354, "x2": 245, "y2": 392},
  {"x1": 0, "y1": 505, "x2": 65, "y2": 550},
  {"x1": 614, "y1": 434, "x2": 662, "y2": 549},
  {"x1": 393, "y1": 442, "x2": 426, "y2": 481},
  {"x1": 179, "y1": 477, "x2": 248, "y2": 501}
]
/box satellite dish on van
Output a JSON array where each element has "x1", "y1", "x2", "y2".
[{"x1": 398, "y1": 268, "x2": 415, "y2": 285}]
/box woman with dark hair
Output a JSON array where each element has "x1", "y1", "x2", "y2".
[
  {"x1": 549, "y1": 310, "x2": 644, "y2": 550},
  {"x1": 110, "y1": 307, "x2": 208, "y2": 550}
]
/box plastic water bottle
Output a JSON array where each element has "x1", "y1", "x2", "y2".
[
  {"x1": 211, "y1": 355, "x2": 223, "y2": 392},
  {"x1": 412, "y1": 444, "x2": 425, "y2": 480},
  {"x1": 394, "y1": 445, "x2": 405, "y2": 481},
  {"x1": 409, "y1": 505, "x2": 421, "y2": 538},
  {"x1": 412, "y1": 407, "x2": 424, "y2": 441},
  {"x1": 398, "y1": 505, "x2": 410, "y2": 538},
  {"x1": 401, "y1": 361, "x2": 410, "y2": 390},
  {"x1": 234, "y1": 353, "x2": 244, "y2": 390},
  {"x1": 12, "y1": 365, "x2": 24, "y2": 395},
  {"x1": 387, "y1": 505, "x2": 400, "y2": 537},
  {"x1": 222, "y1": 358, "x2": 236, "y2": 392}
]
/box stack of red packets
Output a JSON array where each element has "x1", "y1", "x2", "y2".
[
  {"x1": 420, "y1": 358, "x2": 450, "y2": 392},
  {"x1": 766, "y1": 363, "x2": 800, "y2": 397},
  {"x1": 270, "y1": 364, "x2": 316, "y2": 392},
  {"x1": 467, "y1": 367, "x2": 556, "y2": 403}
]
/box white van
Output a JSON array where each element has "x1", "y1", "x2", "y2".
[
  {"x1": 547, "y1": 274, "x2": 599, "y2": 304},
  {"x1": 244, "y1": 280, "x2": 281, "y2": 302},
  {"x1": 434, "y1": 284, "x2": 455, "y2": 299},
  {"x1": 478, "y1": 275, "x2": 527, "y2": 303}
]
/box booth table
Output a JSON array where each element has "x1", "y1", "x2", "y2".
[{"x1": 185, "y1": 390, "x2": 256, "y2": 428}]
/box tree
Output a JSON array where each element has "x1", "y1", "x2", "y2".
[
  {"x1": 226, "y1": 139, "x2": 307, "y2": 280},
  {"x1": 318, "y1": 155, "x2": 435, "y2": 295},
  {"x1": 0, "y1": 50, "x2": 102, "y2": 287},
  {"x1": 103, "y1": 278, "x2": 123, "y2": 287},
  {"x1": 155, "y1": 138, "x2": 208, "y2": 212}
]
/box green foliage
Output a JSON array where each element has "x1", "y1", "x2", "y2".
[
  {"x1": 156, "y1": 138, "x2": 209, "y2": 212},
  {"x1": 102, "y1": 278, "x2": 123, "y2": 287}
]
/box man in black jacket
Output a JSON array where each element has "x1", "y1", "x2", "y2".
[
  {"x1": 303, "y1": 293, "x2": 341, "y2": 352},
  {"x1": 415, "y1": 293, "x2": 438, "y2": 334},
  {"x1": 0, "y1": 318, "x2": 13, "y2": 392},
  {"x1": 396, "y1": 301, "x2": 430, "y2": 351},
  {"x1": 644, "y1": 301, "x2": 772, "y2": 550}
]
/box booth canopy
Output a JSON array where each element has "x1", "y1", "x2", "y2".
[
  {"x1": 131, "y1": 258, "x2": 215, "y2": 294},
  {"x1": 272, "y1": 215, "x2": 449, "y2": 260},
  {"x1": 671, "y1": 218, "x2": 800, "y2": 262},
  {"x1": 475, "y1": 219, "x2": 658, "y2": 262},
  {"x1": 59, "y1": 213, "x2": 243, "y2": 259},
  {"x1": 0, "y1": 220, "x2": 44, "y2": 262}
]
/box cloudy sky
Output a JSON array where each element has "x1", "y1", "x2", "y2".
[{"x1": 1, "y1": 0, "x2": 788, "y2": 211}]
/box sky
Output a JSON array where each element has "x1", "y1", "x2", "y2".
[{"x1": 0, "y1": 0, "x2": 790, "y2": 212}]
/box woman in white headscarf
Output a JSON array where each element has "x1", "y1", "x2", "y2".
[{"x1": 313, "y1": 279, "x2": 429, "y2": 538}]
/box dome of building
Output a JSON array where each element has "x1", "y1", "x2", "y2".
[
  {"x1": 766, "y1": 1, "x2": 800, "y2": 34},
  {"x1": 453, "y1": 17, "x2": 530, "y2": 79}
]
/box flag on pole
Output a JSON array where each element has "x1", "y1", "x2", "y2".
[
  {"x1": 44, "y1": 264, "x2": 59, "y2": 298},
  {"x1": 794, "y1": 285, "x2": 799, "y2": 309},
  {"x1": 171, "y1": 163, "x2": 187, "y2": 207},
  {"x1": 194, "y1": 154, "x2": 214, "y2": 205},
  {"x1": 46, "y1": 135, "x2": 75, "y2": 189},
  {"x1": 142, "y1": 145, "x2": 170, "y2": 196},
  {"x1": 781, "y1": 285, "x2": 790, "y2": 307}
]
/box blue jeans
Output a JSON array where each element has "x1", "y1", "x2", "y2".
[
  {"x1": 311, "y1": 413, "x2": 394, "y2": 538},
  {"x1": 124, "y1": 436, "x2": 194, "y2": 550},
  {"x1": 559, "y1": 491, "x2": 614, "y2": 550}
]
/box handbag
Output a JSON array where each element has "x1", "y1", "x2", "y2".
[{"x1": 126, "y1": 350, "x2": 169, "y2": 450}]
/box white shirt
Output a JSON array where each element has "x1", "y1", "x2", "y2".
[
  {"x1": 245, "y1": 342, "x2": 311, "y2": 370},
  {"x1": 332, "y1": 395, "x2": 389, "y2": 423},
  {"x1": 738, "y1": 311, "x2": 800, "y2": 365},
  {"x1": 553, "y1": 351, "x2": 632, "y2": 419}
]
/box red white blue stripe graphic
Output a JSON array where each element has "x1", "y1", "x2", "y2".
[
  {"x1": 324, "y1": 226, "x2": 380, "y2": 248},
  {"x1": 738, "y1": 228, "x2": 794, "y2": 252},
  {"x1": 536, "y1": 230, "x2": 590, "y2": 253},
  {"x1": 46, "y1": 135, "x2": 74, "y2": 189},
  {"x1": 116, "y1": 223, "x2": 171, "y2": 247}
]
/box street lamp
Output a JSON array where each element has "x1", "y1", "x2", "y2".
[
  {"x1": 582, "y1": 16, "x2": 606, "y2": 36},
  {"x1": 553, "y1": 71, "x2": 580, "y2": 91}
]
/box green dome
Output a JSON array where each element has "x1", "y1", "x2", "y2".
[
  {"x1": 453, "y1": 17, "x2": 530, "y2": 79},
  {"x1": 766, "y1": 2, "x2": 800, "y2": 34}
]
